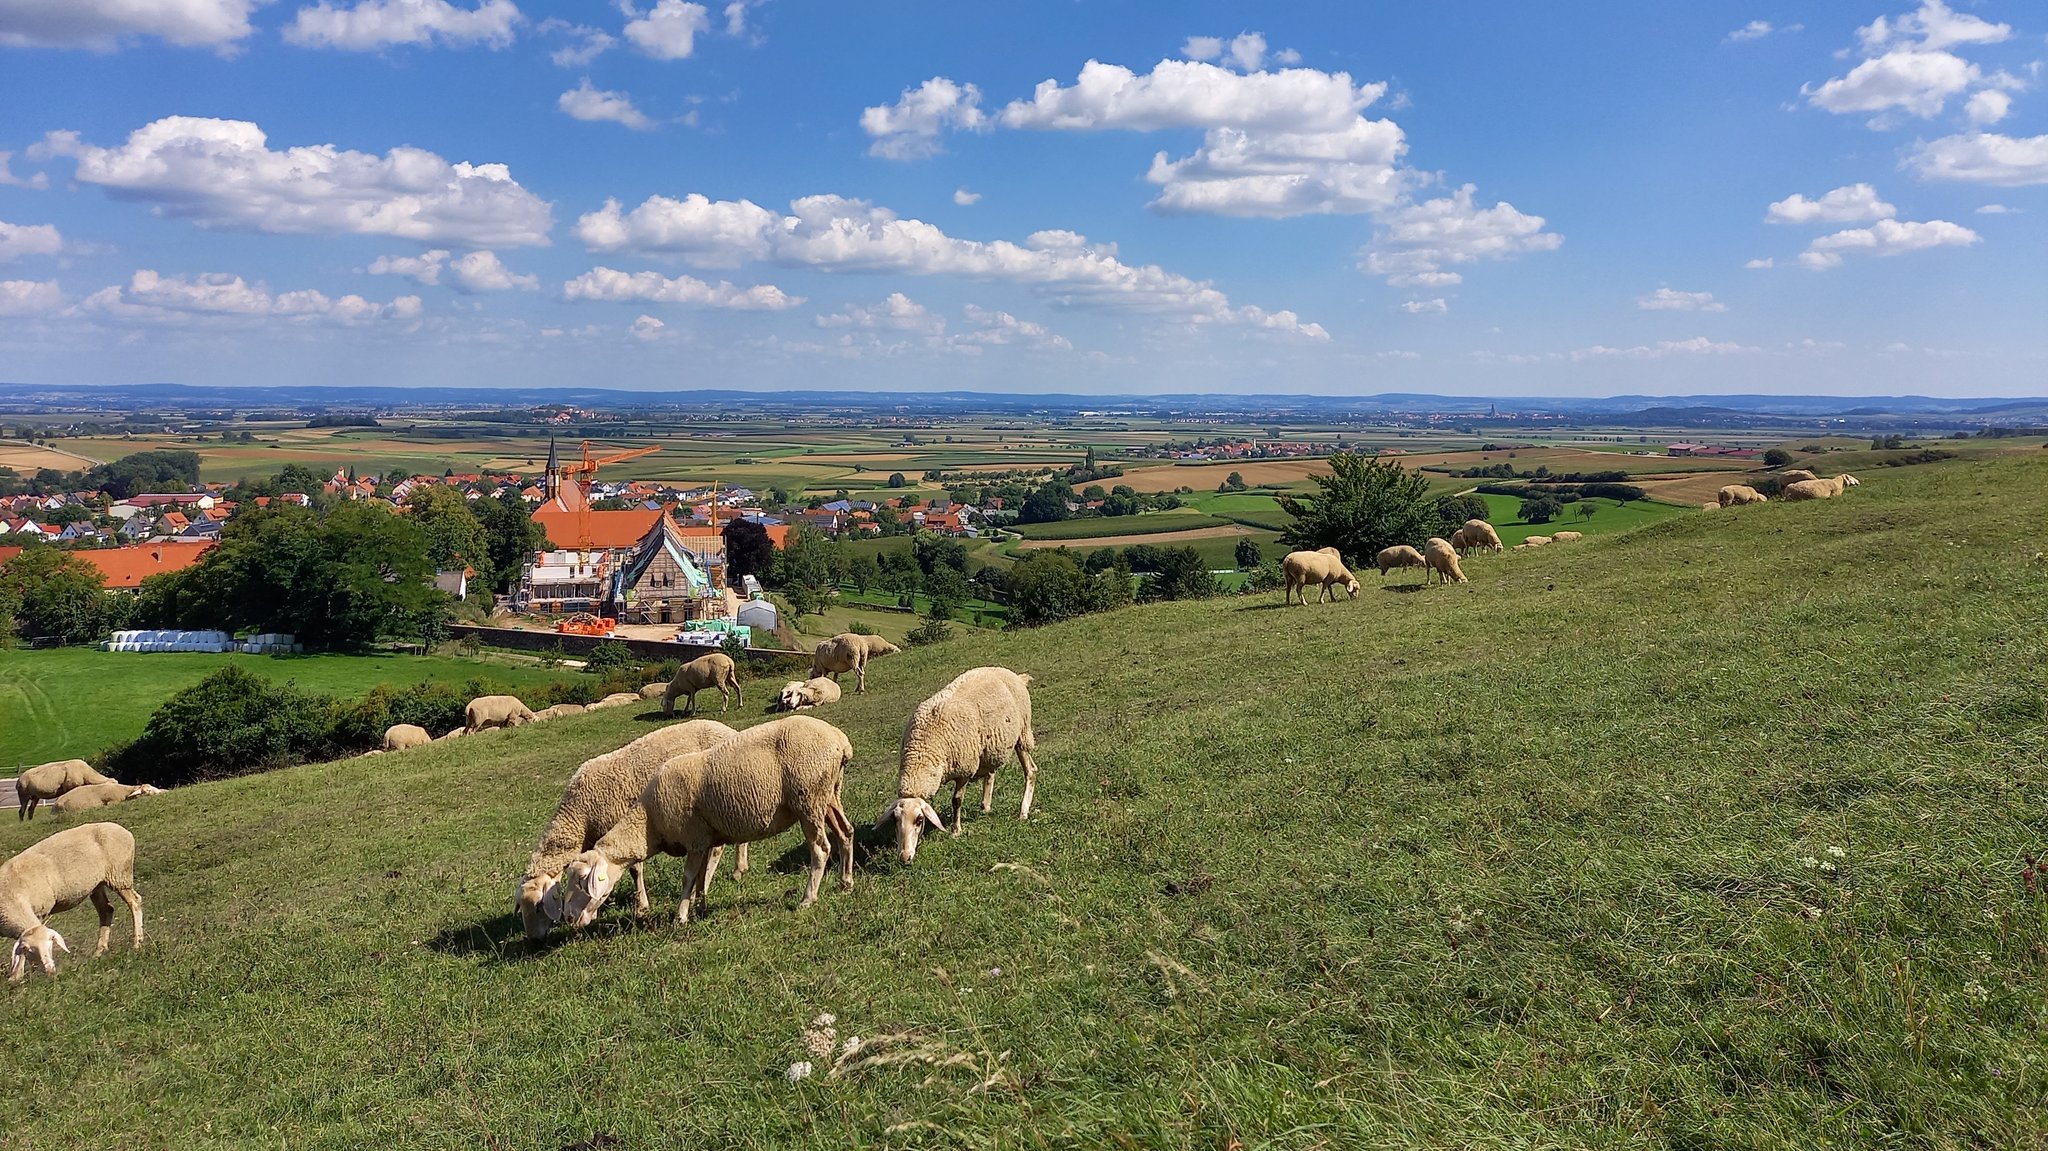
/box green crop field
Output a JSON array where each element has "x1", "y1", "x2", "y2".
[
  {"x1": 1024, "y1": 528, "x2": 1289, "y2": 574},
  {"x1": 0, "y1": 650, "x2": 576, "y2": 769},
  {"x1": 1011, "y1": 511, "x2": 1229, "y2": 541},
  {"x1": 1181, "y1": 491, "x2": 1295, "y2": 530},
  {"x1": 4, "y1": 456, "x2": 2047, "y2": 1148},
  {"x1": 1474, "y1": 493, "x2": 1693, "y2": 546}
]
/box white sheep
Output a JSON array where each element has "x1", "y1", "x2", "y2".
[
  {"x1": 877, "y1": 666, "x2": 1039, "y2": 864},
  {"x1": 15, "y1": 760, "x2": 118, "y2": 821},
  {"x1": 464, "y1": 695, "x2": 536, "y2": 732},
  {"x1": 382, "y1": 723, "x2": 432, "y2": 752},
  {"x1": 438, "y1": 727, "x2": 467, "y2": 741},
  {"x1": 777, "y1": 676, "x2": 843, "y2": 711},
  {"x1": 810, "y1": 633, "x2": 902, "y2": 694},
  {"x1": 557, "y1": 715, "x2": 857, "y2": 928},
  {"x1": 1523, "y1": 535, "x2": 1553, "y2": 547},
  {"x1": 1422, "y1": 537, "x2": 1467, "y2": 585},
  {"x1": 1783, "y1": 474, "x2": 1860, "y2": 501},
  {"x1": 517, "y1": 719, "x2": 739, "y2": 940},
  {"x1": 2, "y1": 822, "x2": 142, "y2": 983},
  {"x1": 1551, "y1": 530, "x2": 1583, "y2": 543},
  {"x1": 1452, "y1": 519, "x2": 1504, "y2": 556},
  {"x1": 1718, "y1": 485, "x2": 1768, "y2": 507},
  {"x1": 1374, "y1": 545, "x2": 1428, "y2": 582},
  {"x1": 533, "y1": 703, "x2": 587, "y2": 721},
  {"x1": 1774, "y1": 469, "x2": 1819, "y2": 485},
  {"x1": 52, "y1": 783, "x2": 164, "y2": 816},
  {"x1": 663, "y1": 652, "x2": 743, "y2": 716},
  {"x1": 1700, "y1": 501, "x2": 1720, "y2": 512},
  {"x1": 586, "y1": 692, "x2": 643, "y2": 711},
  {"x1": 1281, "y1": 548, "x2": 1360, "y2": 604}
]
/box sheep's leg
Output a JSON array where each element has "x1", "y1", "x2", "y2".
[
  {"x1": 731, "y1": 677, "x2": 742, "y2": 708},
  {"x1": 980, "y1": 772, "x2": 996, "y2": 814},
  {"x1": 89, "y1": 887, "x2": 115, "y2": 957},
  {"x1": 115, "y1": 885, "x2": 143, "y2": 949},
  {"x1": 950, "y1": 780, "x2": 967, "y2": 835},
  {"x1": 630, "y1": 862, "x2": 649, "y2": 913},
  {"x1": 1017, "y1": 746, "x2": 1039, "y2": 819},
  {"x1": 733, "y1": 842, "x2": 749, "y2": 881},
  {"x1": 798, "y1": 818, "x2": 830, "y2": 909},
  {"x1": 828, "y1": 804, "x2": 854, "y2": 891},
  {"x1": 704, "y1": 846, "x2": 724, "y2": 890},
  {"x1": 855, "y1": 663, "x2": 866, "y2": 694},
  {"x1": 676, "y1": 848, "x2": 711, "y2": 925}
]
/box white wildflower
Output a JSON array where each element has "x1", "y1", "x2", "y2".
[
  {"x1": 1799, "y1": 856, "x2": 1820, "y2": 869},
  {"x1": 840, "y1": 1035, "x2": 864, "y2": 1058},
  {"x1": 786, "y1": 1061, "x2": 813, "y2": 1082},
  {"x1": 1964, "y1": 980, "x2": 1989, "y2": 1003},
  {"x1": 1826, "y1": 845, "x2": 1846, "y2": 858}
]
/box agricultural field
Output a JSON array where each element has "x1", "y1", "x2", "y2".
[
  {"x1": 0, "y1": 439, "x2": 103, "y2": 473},
  {"x1": 4, "y1": 454, "x2": 2043, "y2": 1146},
  {"x1": 0, "y1": 649, "x2": 575, "y2": 768},
  {"x1": 1011, "y1": 510, "x2": 1229, "y2": 541},
  {"x1": 1472, "y1": 493, "x2": 1695, "y2": 546}
]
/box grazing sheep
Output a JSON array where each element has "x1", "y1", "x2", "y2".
[
  {"x1": 776, "y1": 676, "x2": 842, "y2": 712},
  {"x1": 1523, "y1": 535, "x2": 1553, "y2": 548},
  {"x1": 438, "y1": 727, "x2": 466, "y2": 741},
  {"x1": 1552, "y1": 530, "x2": 1583, "y2": 543},
  {"x1": 15, "y1": 760, "x2": 117, "y2": 821},
  {"x1": 1374, "y1": 545, "x2": 1428, "y2": 582},
  {"x1": 1718, "y1": 485, "x2": 1768, "y2": 507},
  {"x1": 1281, "y1": 548, "x2": 1361, "y2": 604},
  {"x1": 533, "y1": 703, "x2": 587, "y2": 722},
  {"x1": 638, "y1": 683, "x2": 667, "y2": 700},
  {"x1": 1784, "y1": 474, "x2": 1861, "y2": 501},
  {"x1": 1774, "y1": 469, "x2": 1819, "y2": 485},
  {"x1": 1422, "y1": 537, "x2": 1468, "y2": 585},
  {"x1": 810, "y1": 633, "x2": 902, "y2": 694},
  {"x1": 877, "y1": 666, "x2": 1039, "y2": 864},
  {"x1": 1452, "y1": 519, "x2": 1504, "y2": 556},
  {"x1": 517, "y1": 719, "x2": 739, "y2": 941},
  {"x1": 663, "y1": 652, "x2": 743, "y2": 716},
  {"x1": 382, "y1": 724, "x2": 432, "y2": 752},
  {"x1": 1700, "y1": 501, "x2": 1720, "y2": 512},
  {"x1": 52, "y1": 783, "x2": 164, "y2": 816},
  {"x1": 557, "y1": 715, "x2": 856, "y2": 928},
  {"x1": 587, "y1": 692, "x2": 642, "y2": 711},
  {"x1": 2, "y1": 822, "x2": 142, "y2": 983},
  {"x1": 464, "y1": 695, "x2": 536, "y2": 733}
]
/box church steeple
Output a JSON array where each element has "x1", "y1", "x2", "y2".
[{"x1": 544, "y1": 436, "x2": 559, "y2": 501}]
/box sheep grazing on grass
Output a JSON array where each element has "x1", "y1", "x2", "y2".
[
  {"x1": 663, "y1": 652, "x2": 742, "y2": 716},
  {"x1": 878, "y1": 666, "x2": 1039, "y2": 864},
  {"x1": 810, "y1": 633, "x2": 902, "y2": 694},
  {"x1": 1784, "y1": 474, "x2": 1861, "y2": 501},
  {"x1": 558, "y1": 715, "x2": 857, "y2": 928},
  {"x1": 1718, "y1": 485, "x2": 1768, "y2": 507},
  {"x1": 382, "y1": 724, "x2": 432, "y2": 752},
  {"x1": 1281, "y1": 548, "x2": 1360, "y2": 604},
  {"x1": 1775, "y1": 469, "x2": 1819, "y2": 485},
  {"x1": 587, "y1": 692, "x2": 642, "y2": 711},
  {"x1": 1523, "y1": 535, "x2": 1553, "y2": 548},
  {"x1": 438, "y1": 727, "x2": 466, "y2": 741},
  {"x1": 15, "y1": 760, "x2": 117, "y2": 821},
  {"x1": 2, "y1": 823, "x2": 142, "y2": 983},
  {"x1": 1552, "y1": 530, "x2": 1583, "y2": 543},
  {"x1": 52, "y1": 784, "x2": 164, "y2": 816},
  {"x1": 464, "y1": 695, "x2": 535, "y2": 733},
  {"x1": 777, "y1": 676, "x2": 842, "y2": 712},
  {"x1": 1451, "y1": 519, "x2": 1504, "y2": 556},
  {"x1": 533, "y1": 703, "x2": 586, "y2": 722},
  {"x1": 1375, "y1": 545, "x2": 1427, "y2": 582},
  {"x1": 1422, "y1": 537, "x2": 1468, "y2": 585},
  {"x1": 638, "y1": 683, "x2": 667, "y2": 700},
  {"x1": 517, "y1": 719, "x2": 739, "y2": 941}
]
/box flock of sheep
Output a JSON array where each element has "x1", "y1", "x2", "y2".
[
  {"x1": 3, "y1": 630, "x2": 1036, "y2": 979},
  {"x1": 4, "y1": 465, "x2": 1867, "y2": 980}
]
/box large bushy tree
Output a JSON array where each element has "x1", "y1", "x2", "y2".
[
  {"x1": 88, "y1": 450, "x2": 201, "y2": 500},
  {"x1": 408, "y1": 486, "x2": 493, "y2": 589},
  {"x1": 479, "y1": 490, "x2": 547, "y2": 594},
  {"x1": 0, "y1": 547, "x2": 121, "y2": 646},
  {"x1": 1277, "y1": 453, "x2": 1436, "y2": 563},
  {"x1": 723, "y1": 518, "x2": 774, "y2": 582}
]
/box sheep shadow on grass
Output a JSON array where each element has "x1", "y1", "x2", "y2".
[{"x1": 1380, "y1": 581, "x2": 1433, "y2": 594}]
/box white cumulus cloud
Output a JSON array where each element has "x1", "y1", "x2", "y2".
[
  {"x1": 36, "y1": 116, "x2": 553, "y2": 248},
  {"x1": 1637, "y1": 288, "x2": 1726, "y2": 312},
  {"x1": 564, "y1": 266, "x2": 802, "y2": 310},
  {"x1": 371, "y1": 249, "x2": 534, "y2": 291},
  {"x1": 1907, "y1": 132, "x2": 2048, "y2": 185},
  {"x1": 284, "y1": 0, "x2": 521, "y2": 51},
  {"x1": 1725, "y1": 21, "x2": 1775, "y2": 43},
  {"x1": 1804, "y1": 2, "x2": 2011, "y2": 122},
  {"x1": 1358, "y1": 185, "x2": 1562, "y2": 288},
  {"x1": 815, "y1": 292, "x2": 945, "y2": 335},
  {"x1": 540, "y1": 18, "x2": 612, "y2": 65},
  {"x1": 84, "y1": 269, "x2": 422, "y2": 323},
  {"x1": 999, "y1": 58, "x2": 1378, "y2": 133},
  {"x1": 0, "y1": 0, "x2": 265, "y2": 50},
  {"x1": 629, "y1": 314, "x2": 666, "y2": 340},
  {"x1": 574, "y1": 192, "x2": 1327, "y2": 337},
  {"x1": 860, "y1": 78, "x2": 987, "y2": 159},
  {"x1": 0, "y1": 152, "x2": 50, "y2": 189},
  {"x1": 1857, "y1": 1, "x2": 2008, "y2": 53},
  {"x1": 1181, "y1": 36, "x2": 1223, "y2": 62},
  {"x1": 1399, "y1": 298, "x2": 1447, "y2": 314},
  {"x1": 622, "y1": 0, "x2": 707, "y2": 60},
  {"x1": 0, "y1": 219, "x2": 63, "y2": 263},
  {"x1": 1766, "y1": 183, "x2": 1896, "y2": 224},
  {"x1": 1571, "y1": 337, "x2": 1758, "y2": 361},
  {"x1": 0, "y1": 279, "x2": 63, "y2": 315},
  {"x1": 1146, "y1": 117, "x2": 1410, "y2": 218},
  {"x1": 959, "y1": 303, "x2": 1070, "y2": 350},
  {"x1": 1964, "y1": 89, "x2": 2011, "y2": 126},
  {"x1": 1745, "y1": 257, "x2": 1775, "y2": 269},
  {"x1": 559, "y1": 78, "x2": 654, "y2": 130},
  {"x1": 1798, "y1": 217, "x2": 1980, "y2": 269},
  {"x1": 953, "y1": 187, "x2": 981, "y2": 206}
]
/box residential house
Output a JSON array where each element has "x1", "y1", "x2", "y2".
[{"x1": 69, "y1": 541, "x2": 216, "y2": 590}]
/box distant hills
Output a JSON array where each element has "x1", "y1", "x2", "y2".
[{"x1": 4, "y1": 382, "x2": 2045, "y2": 425}]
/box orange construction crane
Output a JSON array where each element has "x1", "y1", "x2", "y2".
[
  {"x1": 544, "y1": 438, "x2": 666, "y2": 556},
  {"x1": 560, "y1": 440, "x2": 662, "y2": 487}
]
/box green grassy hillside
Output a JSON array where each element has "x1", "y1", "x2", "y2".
[
  {"x1": 3, "y1": 455, "x2": 2046, "y2": 1148},
  {"x1": 0, "y1": 650, "x2": 576, "y2": 770}
]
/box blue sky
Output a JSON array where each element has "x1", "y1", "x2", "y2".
[{"x1": 0, "y1": 1, "x2": 2041, "y2": 396}]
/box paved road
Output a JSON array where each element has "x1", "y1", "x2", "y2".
[{"x1": 1, "y1": 777, "x2": 17, "y2": 811}]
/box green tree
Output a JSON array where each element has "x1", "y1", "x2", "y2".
[
  {"x1": 723, "y1": 518, "x2": 775, "y2": 582},
  {"x1": 1219, "y1": 471, "x2": 1247, "y2": 492},
  {"x1": 1277, "y1": 453, "x2": 1435, "y2": 563},
  {"x1": 847, "y1": 554, "x2": 880, "y2": 595},
  {"x1": 0, "y1": 548, "x2": 116, "y2": 645},
  {"x1": 912, "y1": 529, "x2": 968, "y2": 578},
  {"x1": 274, "y1": 462, "x2": 326, "y2": 496},
  {"x1": 1139, "y1": 546, "x2": 1219, "y2": 602},
  {"x1": 1574, "y1": 502, "x2": 1598, "y2": 522},
  {"x1": 479, "y1": 490, "x2": 547, "y2": 593},
  {"x1": 1019, "y1": 478, "x2": 1072, "y2": 524},
  {"x1": 1762, "y1": 448, "x2": 1794, "y2": 467},
  {"x1": 88, "y1": 450, "x2": 201, "y2": 500},
  {"x1": 887, "y1": 472, "x2": 907, "y2": 488},
  {"x1": 1234, "y1": 538, "x2": 1263, "y2": 570},
  {"x1": 924, "y1": 565, "x2": 971, "y2": 619},
  {"x1": 775, "y1": 524, "x2": 836, "y2": 597},
  {"x1": 1519, "y1": 496, "x2": 1563, "y2": 524},
  {"x1": 1433, "y1": 493, "x2": 1491, "y2": 536},
  {"x1": 1007, "y1": 551, "x2": 1097, "y2": 625},
  {"x1": 408, "y1": 485, "x2": 493, "y2": 590}
]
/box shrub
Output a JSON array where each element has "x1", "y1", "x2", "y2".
[
  {"x1": 584, "y1": 639, "x2": 635, "y2": 674},
  {"x1": 110, "y1": 667, "x2": 336, "y2": 787},
  {"x1": 846, "y1": 620, "x2": 878, "y2": 635},
  {"x1": 907, "y1": 616, "x2": 954, "y2": 646}
]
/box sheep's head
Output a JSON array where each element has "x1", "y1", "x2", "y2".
[
  {"x1": 876, "y1": 796, "x2": 948, "y2": 864},
  {"x1": 1344, "y1": 578, "x2": 1361, "y2": 599},
  {"x1": 516, "y1": 874, "x2": 563, "y2": 941},
  {"x1": 129, "y1": 785, "x2": 164, "y2": 798},
  {"x1": 557, "y1": 853, "x2": 620, "y2": 929},
  {"x1": 9, "y1": 925, "x2": 68, "y2": 981},
  {"x1": 1842, "y1": 474, "x2": 1861, "y2": 487}
]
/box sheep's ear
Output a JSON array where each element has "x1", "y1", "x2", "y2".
[
  {"x1": 539, "y1": 879, "x2": 564, "y2": 920},
  {"x1": 49, "y1": 930, "x2": 68, "y2": 956},
  {"x1": 918, "y1": 799, "x2": 948, "y2": 829},
  {"x1": 8, "y1": 940, "x2": 25, "y2": 980},
  {"x1": 874, "y1": 799, "x2": 902, "y2": 829}
]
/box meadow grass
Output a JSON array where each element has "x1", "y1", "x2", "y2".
[
  {"x1": 2, "y1": 455, "x2": 2046, "y2": 1148},
  {"x1": 0, "y1": 650, "x2": 574, "y2": 769},
  {"x1": 1012, "y1": 511, "x2": 1229, "y2": 541}
]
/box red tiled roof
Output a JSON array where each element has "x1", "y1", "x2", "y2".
[
  {"x1": 72, "y1": 541, "x2": 216, "y2": 589},
  {"x1": 531, "y1": 506, "x2": 665, "y2": 550}
]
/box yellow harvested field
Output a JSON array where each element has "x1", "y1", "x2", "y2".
[
  {"x1": 0, "y1": 442, "x2": 101, "y2": 472},
  {"x1": 1014, "y1": 524, "x2": 1254, "y2": 549},
  {"x1": 1636, "y1": 472, "x2": 1759, "y2": 505},
  {"x1": 1116, "y1": 459, "x2": 1333, "y2": 492}
]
